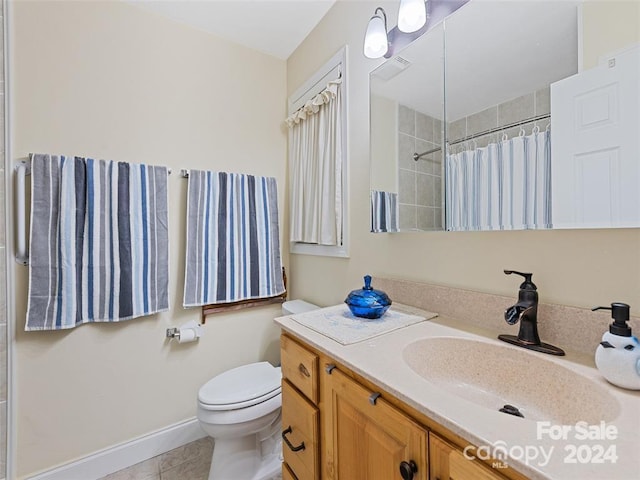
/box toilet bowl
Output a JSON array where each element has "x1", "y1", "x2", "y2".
[
  {"x1": 198, "y1": 300, "x2": 318, "y2": 480},
  {"x1": 198, "y1": 362, "x2": 283, "y2": 480}
]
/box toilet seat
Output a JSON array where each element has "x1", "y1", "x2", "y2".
[{"x1": 199, "y1": 362, "x2": 282, "y2": 410}]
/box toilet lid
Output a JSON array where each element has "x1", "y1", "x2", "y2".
[{"x1": 198, "y1": 362, "x2": 281, "y2": 407}]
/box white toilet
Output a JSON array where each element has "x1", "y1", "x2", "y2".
[{"x1": 197, "y1": 300, "x2": 318, "y2": 480}]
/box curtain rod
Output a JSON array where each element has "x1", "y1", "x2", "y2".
[{"x1": 413, "y1": 113, "x2": 551, "y2": 161}]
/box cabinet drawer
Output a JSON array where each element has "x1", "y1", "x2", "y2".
[
  {"x1": 282, "y1": 380, "x2": 319, "y2": 480},
  {"x1": 281, "y1": 334, "x2": 319, "y2": 403},
  {"x1": 282, "y1": 463, "x2": 297, "y2": 480}
]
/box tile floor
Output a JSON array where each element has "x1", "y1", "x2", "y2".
[
  {"x1": 99, "y1": 437, "x2": 284, "y2": 480},
  {"x1": 99, "y1": 437, "x2": 213, "y2": 480}
]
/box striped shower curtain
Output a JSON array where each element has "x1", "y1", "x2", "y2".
[
  {"x1": 445, "y1": 129, "x2": 552, "y2": 231},
  {"x1": 183, "y1": 170, "x2": 285, "y2": 307},
  {"x1": 26, "y1": 154, "x2": 170, "y2": 330}
]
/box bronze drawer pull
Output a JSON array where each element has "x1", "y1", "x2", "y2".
[
  {"x1": 298, "y1": 363, "x2": 310, "y2": 377},
  {"x1": 282, "y1": 426, "x2": 306, "y2": 452}
]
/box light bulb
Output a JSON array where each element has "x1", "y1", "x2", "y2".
[
  {"x1": 398, "y1": 0, "x2": 427, "y2": 33},
  {"x1": 363, "y1": 11, "x2": 388, "y2": 59}
]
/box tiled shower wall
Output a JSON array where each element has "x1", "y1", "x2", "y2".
[
  {"x1": 397, "y1": 104, "x2": 443, "y2": 231},
  {"x1": 447, "y1": 87, "x2": 551, "y2": 148},
  {"x1": 0, "y1": 0, "x2": 6, "y2": 478}
]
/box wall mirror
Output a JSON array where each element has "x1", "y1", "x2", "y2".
[
  {"x1": 370, "y1": 0, "x2": 640, "y2": 232},
  {"x1": 370, "y1": 20, "x2": 445, "y2": 232}
]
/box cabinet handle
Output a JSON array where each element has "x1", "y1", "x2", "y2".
[
  {"x1": 325, "y1": 363, "x2": 336, "y2": 374},
  {"x1": 399, "y1": 460, "x2": 418, "y2": 480},
  {"x1": 298, "y1": 362, "x2": 310, "y2": 377},
  {"x1": 369, "y1": 392, "x2": 381, "y2": 405},
  {"x1": 282, "y1": 426, "x2": 306, "y2": 452}
]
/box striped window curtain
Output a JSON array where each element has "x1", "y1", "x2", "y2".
[
  {"x1": 287, "y1": 78, "x2": 343, "y2": 246},
  {"x1": 183, "y1": 171, "x2": 285, "y2": 307},
  {"x1": 26, "y1": 154, "x2": 170, "y2": 330},
  {"x1": 445, "y1": 129, "x2": 552, "y2": 231}
]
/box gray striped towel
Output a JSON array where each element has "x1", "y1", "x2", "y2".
[
  {"x1": 371, "y1": 190, "x2": 399, "y2": 233},
  {"x1": 26, "y1": 154, "x2": 170, "y2": 330},
  {"x1": 183, "y1": 171, "x2": 285, "y2": 307}
]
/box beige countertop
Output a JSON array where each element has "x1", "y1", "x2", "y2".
[{"x1": 275, "y1": 305, "x2": 640, "y2": 480}]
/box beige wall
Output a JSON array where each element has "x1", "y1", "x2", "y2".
[
  {"x1": 287, "y1": 1, "x2": 640, "y2": 311},
  {"x1": 370, "y1": 94, "x2": 397, "y2": 193},
  {"x1": 11, "y1": 1, "x2": 286, "y2": 477},
  {"x1": 582, "y1": 0, "x2": 640, "y2": 69}
]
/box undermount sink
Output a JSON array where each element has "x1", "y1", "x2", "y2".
[{"x1": 403, "y1": 337, "x2": 620, "y2": 424}]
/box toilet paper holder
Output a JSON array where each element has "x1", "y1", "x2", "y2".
[
  {"x1": 166, "y1": 327, "x2": 181, "y2": 339},
  {"x1": 166, "y1": 320, "x2": 202, "y2": 342}
]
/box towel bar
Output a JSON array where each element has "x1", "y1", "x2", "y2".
[{"x1": 15, "y1": 159, "x2": 31, "y2": 265}]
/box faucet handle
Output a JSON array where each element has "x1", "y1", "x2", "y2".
[
  {"x1": 504, "y1": 270, "x2": 537, "y2": 290},
  {"x1": 505, "y1": 306, "x2": 521, "y2": 325}
]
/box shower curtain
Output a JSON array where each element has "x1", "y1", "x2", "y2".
[{"x1": 445, "y1": 129, "x2": 551, "y2": 231}]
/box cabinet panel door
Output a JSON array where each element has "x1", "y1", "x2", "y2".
[
  {"x1": 449, "y1": 448, "x2": 505, "y2": 480},
  {"x1": 325, "y1": 368, "x2": 427, "y2": 480},
  {"x1": 430, "y1": 433, "x2": 505, "y2": 480},
  {"x1": 282, "y1": 380, "x2": 319, "y2": 480}
]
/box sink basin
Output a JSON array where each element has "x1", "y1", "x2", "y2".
[{"x1": 403, "y1": 337, "x2": 620, "y2": 424}]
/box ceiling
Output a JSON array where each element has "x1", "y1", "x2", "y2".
[{"x1": 128, "y1": 0, "x2": 337, "y2": 60}]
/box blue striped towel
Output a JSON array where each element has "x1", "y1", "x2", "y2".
[
  {"x1": 26, "y1": 154, "x2": 170, "y2": 330},
  {"x1": 183, "y1": 171, "x2": 285, "y2": 307}
]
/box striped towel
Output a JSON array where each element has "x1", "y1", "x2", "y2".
[
  {"x1": 26, "y1": 154, "x2": 170, "y2": 331},
  {"x1": 370, "y1": 190, "x2": 398, "y2": 233},
  {"x1": 183, "y1": 171, "x2": 285, "y2": 307}
]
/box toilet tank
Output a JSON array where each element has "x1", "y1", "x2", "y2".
[{"x1": 282, "y1": 300, "x2": 319, "y2": 315}]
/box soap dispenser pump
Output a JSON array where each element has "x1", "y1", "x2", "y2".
[{"x1": 592, "y1": 303, "x2": 640, "y2": 390}]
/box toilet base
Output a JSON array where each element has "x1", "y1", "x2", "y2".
[
  {"x1": 207, "y1": 415, "x2": 283, "y2": 480},
  {"x1": 208, "y1": 437, "x2": 282, "y2": 480}
]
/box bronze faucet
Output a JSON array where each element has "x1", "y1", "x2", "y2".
[{"x1": 498, "y1": 270, "x2": 565, "y2": 356}]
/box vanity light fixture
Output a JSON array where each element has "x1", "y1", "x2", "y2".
[
  {"x1": 398, "y1": 0, "x2": 428, "y2": 33},
  {"x1": 363, "y1": 7, "x2": 389, "y2": 59}
]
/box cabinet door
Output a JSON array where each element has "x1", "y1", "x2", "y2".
[
  {"x1": 282, "y1": 380, "x2": 319, "y2": 480},
  {"x1": 324, "y1": 367, "x2": 427, "y2": 480},
  {"x1": 430, "y1": 433, "x2": 505, "y2": 480}
]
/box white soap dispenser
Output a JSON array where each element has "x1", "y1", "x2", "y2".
[{"x1": 592, "y1": 303, "x2": 640, "y2": 390}]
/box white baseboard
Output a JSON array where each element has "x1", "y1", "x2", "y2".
[{"x1": 27, "y1": 418, "x2": 207, "y2": 480}]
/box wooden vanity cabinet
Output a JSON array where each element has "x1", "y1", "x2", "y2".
[
  {"x1": 280, "y1": 333, "x2": 516, "y2": 480},
  {"x1": 430, "y1": 433, "x2": 506, "y2": 480},
  {"x1": 282, "y1": 463, "x2": 298, "y2": 480}
]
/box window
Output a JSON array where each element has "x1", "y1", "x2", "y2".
[{"x1": 287, "y1": 47, "x2": 348, "y2": 257}]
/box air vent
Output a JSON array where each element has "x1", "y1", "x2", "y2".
[{"x1": 372, "y1": 56, "x2": 412, "y2": 81}]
